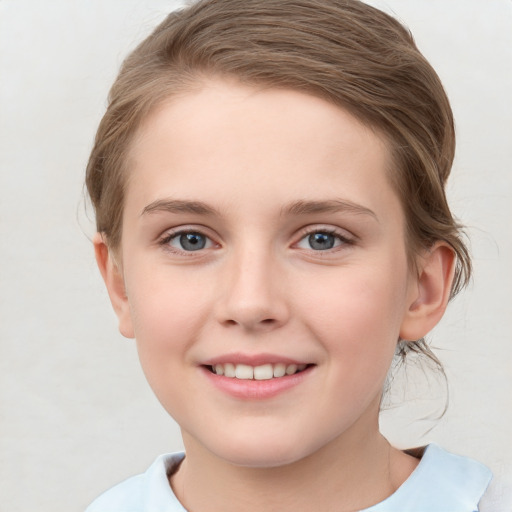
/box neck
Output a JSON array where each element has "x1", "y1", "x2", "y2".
[{"x1": 170, "y1": 414, "x2": 418, "y2": 512}]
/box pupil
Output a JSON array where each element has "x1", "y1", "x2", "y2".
[
  {"x1": 309, "y1": 232, "x2": 335, "y2": 250},
  {"x1": 180, "y1": 233, "x2": 206, "y2": 251}
]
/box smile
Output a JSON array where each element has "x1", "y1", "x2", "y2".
[{"x1": 208, "y1": 363, "x2": 308, "y2": 380}]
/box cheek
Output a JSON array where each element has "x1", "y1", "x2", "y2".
[
  {"x1": 297, "y1": 263, "x2": 408, "y2": 370},
  {"x1": 127, "y1": 261, "x2": 210, "y2": 330},
  {"x1": 125, "y1": 267, "x2": 212, "y2": 378}
]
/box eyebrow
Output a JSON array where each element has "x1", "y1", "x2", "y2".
[
  {"x1": 141, "y1": 199, "x2": 220, "y2": 217},
  {"x1": 141, "y1": 198, "x2": 377, "y2": 221},
  {"x1": 282, "y1": 199, "x2": 378, "y2": 221}
]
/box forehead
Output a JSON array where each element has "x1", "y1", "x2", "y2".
[{"x1": 126, "y1": 80, "x2": 401, "y2": 223}]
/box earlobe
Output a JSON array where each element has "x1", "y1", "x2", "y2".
[
  {"x1": 93, "y1": 233, "x2": 135, "y2": 339},
  {"x1": 399, "y1": 242, "x2": 456, "y2": 342}
]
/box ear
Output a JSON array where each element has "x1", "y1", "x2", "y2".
[
  {"x1": 399, "y1": 242, "x2": 456, "y2": 342},
  {"x1": 93, "y1": 233, "x2": 135, "y2": 339}
]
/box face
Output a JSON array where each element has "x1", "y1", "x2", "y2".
[{"x1": 111, "y1": 80, "x2": 422, "y2": 467}]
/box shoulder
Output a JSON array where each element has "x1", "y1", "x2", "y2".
[
  {"x1": 85, "y1": 452, "x2": 186, "y2": 512},
  {"x1": 85, "y1": 473, "x2": 145, "y2": 512},
  {"x1": 364, "y1": 444, "x2": 492, "y2": 512}
]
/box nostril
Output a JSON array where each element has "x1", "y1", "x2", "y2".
[{"x1": 221, "y1": 317, "x2": 279, "y2": 332}]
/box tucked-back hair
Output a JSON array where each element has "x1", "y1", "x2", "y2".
[{"x1": 86, "y1": 1, "x2": 471, "y2": 355}]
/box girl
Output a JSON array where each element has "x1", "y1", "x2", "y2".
[{"x1": 85, "y1": 0, "x2": 492, "y2": 510}]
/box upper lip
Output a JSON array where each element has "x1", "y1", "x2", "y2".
[{"x1": 201, "y1": 353, "x2": 311, "y2": 367}]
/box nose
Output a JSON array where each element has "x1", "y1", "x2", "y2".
[{"x1": 215, "y1": 246, "x2": 290, "y2": 332}]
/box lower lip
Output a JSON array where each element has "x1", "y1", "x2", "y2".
[{"x1": 201, "y1": 366, "x2": 314, "y2": 400}]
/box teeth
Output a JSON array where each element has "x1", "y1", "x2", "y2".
[
  {"x1": 212, "y1": 362, "x2": 307, "y2": 380},
  {"x1": 224, "y1": 363, "x2": 236, "y2": 378},
  {"x1": 273, "y1": 363, "x2": 286, "y2": 378},
  {"x1": 254, "y1": 364, "x2": 273, "y2": 380},
  {"x1": 235, "y1": 364, "x2": 253, "y2": 380},
  {"x1": 285, "y1": 364, "x2": 297, "y2": 375}
]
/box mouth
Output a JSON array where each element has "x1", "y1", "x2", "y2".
[{"x1": 205, "y1": 362, "x2": 311, "y2": 380}]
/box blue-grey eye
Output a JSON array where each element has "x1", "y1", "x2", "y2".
[
  {"x1": 169, "y1": 232, "x2": 212, "y2": 251},
  {"x1": 296, "y1": 231, "x2": 345, "y2": 251},
  {"x1": 308, "y1": 232, "x2": 336, "y2": 250}
]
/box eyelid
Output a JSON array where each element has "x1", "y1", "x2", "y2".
[
  {"x1": 293, "y1": 225, "x2": 357, "y2": 250},
  {"x1": 156, "y1": 224, "x2": 356, "y2": 255},
  {"x1": 158, "y1": 225, "x2": 220, "y2": 254}
]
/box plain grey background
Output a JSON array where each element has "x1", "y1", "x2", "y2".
[{"x1": 1, "y1": 1, "x2": 511, "y2": 510}]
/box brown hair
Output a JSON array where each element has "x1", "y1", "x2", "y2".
[{"x1": 86, "y1": 0, "x2": 470, "y2": 364}]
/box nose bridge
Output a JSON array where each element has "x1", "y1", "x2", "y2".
[{"x1": 217, "y1": 239, "x2": 288, "y2": 330}]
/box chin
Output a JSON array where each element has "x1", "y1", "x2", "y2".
[
  {"x1": 221, "y1": 450, "x2": 300, "y2": 469},
  {"x1": 208, "y1": 434, "x2": 317, "y2": 469}
]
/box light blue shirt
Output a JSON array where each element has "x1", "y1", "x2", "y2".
[{"x1": 86, "y1": 444, "x2": 492, "y2": 512}]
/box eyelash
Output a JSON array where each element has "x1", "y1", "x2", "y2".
[
  {"x1": 295, "y1": 227, "x2": 355, "y2": 252},
  {"x1": 158, "y1": 228, "x2": 216, "y2": 256},
  {"x1": 157, "y1": 226, "x2": 355, "y2": 255}
]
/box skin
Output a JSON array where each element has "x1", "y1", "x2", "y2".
[{"x1": 95, "y1": 79, "x2": 455, "y2": 512}]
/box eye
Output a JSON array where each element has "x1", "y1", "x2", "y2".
[
  {"x1": 296, "y1": 230, "x2": 350, "y2": 251},
  {"x1": 163, "y1": 231, "x2": 214, "y2": 252}
]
